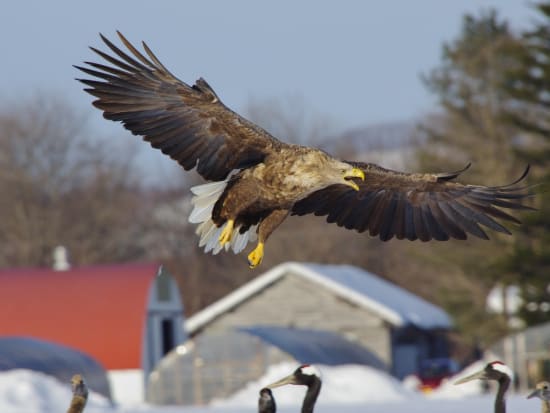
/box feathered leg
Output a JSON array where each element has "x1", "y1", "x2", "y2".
[{"x1": 248, "y1": 209, "x2": 289, "y2": 268}]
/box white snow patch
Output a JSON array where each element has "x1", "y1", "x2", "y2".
[
  {"x1": 402, "y1": 374, "x2": 422, "y2": 392},
  {"x1": 0, "y1": 369, "x2": 110, "y2": 413},
  {"x1": 212, "y1": 362, "x2": 419, "y2": 407},
  {"x1": 0, "y1": 364, "x2": 537, "y2": 413},
  {"x1": 108, "y1": 369, "x2": 144, "y2": 405}
]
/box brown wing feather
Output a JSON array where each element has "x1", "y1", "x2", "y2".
[
  {"x1": 75, "y1": 32, "x2": 284, "y2": 181},
  {"x1": 292, "y1": 163, "x2": 534, "y2": 241}
]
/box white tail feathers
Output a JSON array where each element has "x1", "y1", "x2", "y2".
[
  {"x1": 195, "y1": 219, "x2": 257, "y2": 254},
  {"x1": 189, "y1": 180, "x2": 227, "y2": 224},
  {"x1": 189, "y1": 179, "x2": 257, "y2": 255}
]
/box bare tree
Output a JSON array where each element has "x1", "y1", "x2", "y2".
[
  {"x1": 244, "y1": 94, "x2": 337, "y2": 146},
  {"x1": 0, "y1": 96, "x2": 149, "y2": 267}
]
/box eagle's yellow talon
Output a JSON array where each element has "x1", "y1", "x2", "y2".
[
  {"x1": 219, "y1": 219, "x2": 234, "y2": 245},
  {"x1": 247, "y1": 242, "x2": 264, "y2": 269}
]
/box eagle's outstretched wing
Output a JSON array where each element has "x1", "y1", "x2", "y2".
[
  {"x1": 75, "y1": 32, "x2": 284, "y2": 181},
  {"x1": 292, "y1": 163, "x2": 534, "y2": 241}
]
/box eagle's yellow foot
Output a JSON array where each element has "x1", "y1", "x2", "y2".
[
  {"x1": 247, "y1": 242, "x2": 264, "y2": 269},
  {"x1": 219, "y1": 219, "x2": 234, "y2": 246}
]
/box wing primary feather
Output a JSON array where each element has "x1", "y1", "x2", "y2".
[
  {"x1": 368, "y1": 191, "x2": 391, "y2": 237},
  {"x1": 141, "y1": 39, "x2": 179, "y2": 78},
  {"x1": 491, "y1": 198, "x2": 535, "y2": 210},
  {"x1": 440, "y1": 202, "x2": 489, "y2": 239},
  {"x1": 472, "y1": 190, "x2": 534, "y2": 202},
  {"x1": 343, "y1": 191, "x2": 375, "y2": 231},
  {"x1": 469, "y1": 203, "x2": 522, "y2": 224},
  {"x1": 84, "y1": 61, "x2": 133, "y2": 77},
  {"x1": 89, "y1": 46, "x2": 137, "y2": 74},
  {"x1": 99, "y1": 33, "x2": 152, "y2": 72},
  {"x1": 429, "y1": 200, "x2": 467, "y2": 240},
  {"x1": 74, "y1": 65, "x2": 123, "y2": 84},
  {"x1": 412, "y1": 206, "x2": 430, "y2": 241},
  {"x1": 422, "y1": 203, "x2": 449, "y2": 241},
  {"x1": 326, "y1": 191, "x2": 354, "y2": 223},
  {"x1": 453, "y1": 200, "x2": 511, "y2": 234},
  {"x1": 401, "y1": 202, "x2": 417, "y2": 240},
  {"x1": 379, "y1": 197, "x2": 398, "y2": 241},
  {"x1": 332, "y1": 192, "x2": 359, "y2": 226},
  {"x1": 355, "y1": 191, "x2": 381, "y2": 232},
  {"x1": 115, "y1": 31, "x2": 158, "y2": 69}
]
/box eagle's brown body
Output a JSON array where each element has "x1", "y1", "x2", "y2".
[
  {"x1": 214, "y1": 147, "x2": 351, "y2": 224},
  {"x1": 76, "y1": 32, "x2": 534, "y2": 268}
]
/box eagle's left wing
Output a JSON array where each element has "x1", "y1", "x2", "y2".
[
  {"x1": 292, "y1": 162, "x2": 534, "y2": 241},
  {"x1": 75, "y1": 32, "x2": 285, "y2": 181}
]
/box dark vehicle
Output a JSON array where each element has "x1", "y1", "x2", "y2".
[{"x1": 417, "y1": 358, "x2": 460, "y2": 392}]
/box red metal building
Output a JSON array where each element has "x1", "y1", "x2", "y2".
[{"x1": 0, "y1": 262, "x2": 185, "y2": 377}]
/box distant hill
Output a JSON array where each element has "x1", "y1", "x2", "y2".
[
  {"x1": 318, "y1": 120, "x2": 423, "y2": 169},
  {"x1": 322, "y1": 120, "x2": 420, "y2": 151}
]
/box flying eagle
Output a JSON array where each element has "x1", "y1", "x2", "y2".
[{"x1": 76, "y1": 32, "x2": 533, "y2": 268}]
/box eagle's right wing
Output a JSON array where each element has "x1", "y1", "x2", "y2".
[
  {"x1": 293, "y1": 162, "x2": 534, "y2": 241},
  {"x1": 75, "y1": 32, "x2": 284, "y2": 181}
]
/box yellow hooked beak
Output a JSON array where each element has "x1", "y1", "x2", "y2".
[{"x1": 343, "y1": 167, "x2": 365, "y2": 191}]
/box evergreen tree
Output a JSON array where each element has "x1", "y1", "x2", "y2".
[
  {"x1": 418, "y1": 10, "x2": 534, "y2": 338},
  {"x1": 420, "y1": 10, "x2": 524, "y2": 182},
  {"x1": 501, "y1": 2, "x2": 550, "y2": 326}
]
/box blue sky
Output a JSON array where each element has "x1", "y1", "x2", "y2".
[{"x1": 0, "y1": 0, "x2": 536, "y2": 181}]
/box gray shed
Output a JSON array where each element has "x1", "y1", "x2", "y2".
[{"x1": 184, "y1": 262, "x2": 452, "y2": 379}]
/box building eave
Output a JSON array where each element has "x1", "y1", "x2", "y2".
[{"x1": 185, "y1": 262, "x2": 450, "y2": 335}]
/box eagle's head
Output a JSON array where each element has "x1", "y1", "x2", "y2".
[
  {"x1": 321, "y1": 156, "x2": 365, "y2": 191},
  {"x1": 285, "y1": 149, "x2": 365, "y2": 193}
]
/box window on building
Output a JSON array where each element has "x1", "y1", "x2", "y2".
[{"x1": 161, "y1": 318, "x2": 175, "y2": 355}]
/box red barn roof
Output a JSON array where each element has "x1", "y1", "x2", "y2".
[{"x1": 0, "y1": 262, "x2": 160, "y2": 370}]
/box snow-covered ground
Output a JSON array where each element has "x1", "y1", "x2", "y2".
[
  {"x1": 0, "y1": 363, "x2": 539, "y2": 413},
  {"x1": 212, "y1": 362, "x2": 420, "y2": 407},
  {"x1": 0, "y1": 369, "x2": 110, "y2": 413},
  {"x1": 108, "y1": 369, "x2": 144, "y2": 405}
]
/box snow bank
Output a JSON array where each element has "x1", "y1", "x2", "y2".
[
  {"x1": 1, "y1": 362, "x2": 533, "y2": 413},
  {"x1": 109, "y1": 369, "x2": 144, "y2": 405},
  {"x1": 212, "y1": 362, "x2": 419, "y2": 407},
  {"x1": 0, "y1": 369, "x2": 110, "y2": 413}
]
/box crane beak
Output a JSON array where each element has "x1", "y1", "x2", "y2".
[
  {"x1": 454, "y1": 369, "x2": 487, "y2": 385},
  {"x1": 527, "y1": 389, "x2": 541, "y2": 399},
  {"x1": 343, "y1": 167, "x2": 365, "y2": 191},
  {"x1": 266, "y1": 373, "x2": 298, "y2": 388}
]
